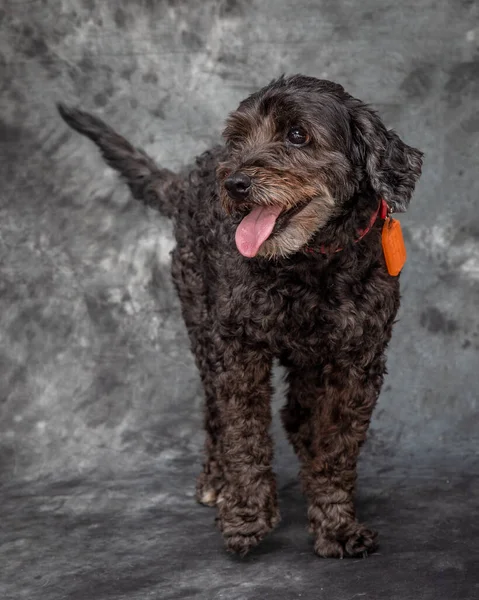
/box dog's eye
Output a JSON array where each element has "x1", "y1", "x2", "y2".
[{"x1": 287, "y1": 126, "x2": 309, "y2": 146}]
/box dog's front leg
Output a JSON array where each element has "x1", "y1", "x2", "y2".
[
  {"x1": 282, "y1": 356, "x2": 385, "y2": 558},
  {"x1": 214, "y1": 345, "x2": 279, "y2": 555}
]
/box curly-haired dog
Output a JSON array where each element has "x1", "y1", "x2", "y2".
[{"x1": 58, "y1": 74, "x2": 423, "y2": 558}]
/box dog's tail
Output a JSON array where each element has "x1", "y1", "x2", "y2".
[{"x1": 57, "y1": 103, "x2": 181, "y2": 218}]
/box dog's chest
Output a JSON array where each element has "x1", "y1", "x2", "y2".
[
  {"x1": 219, "y1": 269, "x2": 352, "y2": 354},
  {"x1": 216, "y1": 259, "x2": 399, "y2": 361}
]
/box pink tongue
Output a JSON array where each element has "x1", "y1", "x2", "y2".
[{"x1": 235, "y1": 205, "x2": 282, "y2": 257}]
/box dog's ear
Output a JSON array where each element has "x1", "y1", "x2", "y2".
[{"x1": 351, "y1": 103, "x2": 423, "y2": 213}]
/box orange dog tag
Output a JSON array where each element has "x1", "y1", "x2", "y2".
[{"x1": 382, "y1": 217, "x2": 406, "y2": 276}]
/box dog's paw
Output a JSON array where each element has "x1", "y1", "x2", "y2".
[
  {"x1": 198, "y1": 487, "x2": 218, "y2": 507},
  {"x1": 217, "y1": 489, "x2": 280, "y2": 556},
  {"x1": 222, "y1": 524, "x2": 272, "y2": 556},
  {"x1": 196, "y1": 467, "x2": 224, "y2": 507},
  {"x1": 313, "y1": 523, "x2": 378, "y2": 559}
]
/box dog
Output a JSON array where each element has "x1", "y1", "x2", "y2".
[{"x1": 58, "y1": 74, "x2": 423, "y2": 558}]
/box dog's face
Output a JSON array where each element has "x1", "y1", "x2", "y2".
[{"x1": 217, "y1": 75, "x2": 423, "y2": 259}]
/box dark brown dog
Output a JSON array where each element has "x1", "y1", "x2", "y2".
[{"x1": 58, "y1": 74, "x2": 423, "y2": 558}]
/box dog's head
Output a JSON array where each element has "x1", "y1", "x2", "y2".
[{"x1": 217, "y1": 75, "x2": 423, "y2": 259}]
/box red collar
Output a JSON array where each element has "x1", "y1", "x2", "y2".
[{"x1": 305, "y1": 198, "x2": 389, "y2": 255}]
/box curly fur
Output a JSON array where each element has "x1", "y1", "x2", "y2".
[{"x1": 58, "y1": 74, "x2": 423, "y2": 558}]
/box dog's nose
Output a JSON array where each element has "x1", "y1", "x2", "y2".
[{"x1": 224, "y1": 172, "x2": 251, "y2": 200}]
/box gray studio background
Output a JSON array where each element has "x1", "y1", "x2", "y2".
[{"x1": 1, "y1": 1, "x2": 478, "y2": 599}]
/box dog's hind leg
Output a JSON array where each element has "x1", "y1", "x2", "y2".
[
  {"x1": 57, "y1": 103, "x2": 182, "y2": 217},
  {"x1": 194, "y1": 346, "x2": 225, "y2": 508},
  {"x1": 170, "y1": 247, "x2": 225, "y2": 507}
]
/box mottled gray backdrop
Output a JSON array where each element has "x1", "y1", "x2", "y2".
[{"x1": 1, "y1": 1, "x2": 478, "y2": 599}]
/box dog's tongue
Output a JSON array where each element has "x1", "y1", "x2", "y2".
[{"x1": 235, "y1": 205, "x2": 282, "y2": 257}]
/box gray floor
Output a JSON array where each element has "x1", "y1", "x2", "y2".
[{"x1": 1, "y1": 1, "x2": 478, "y2": 598}]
